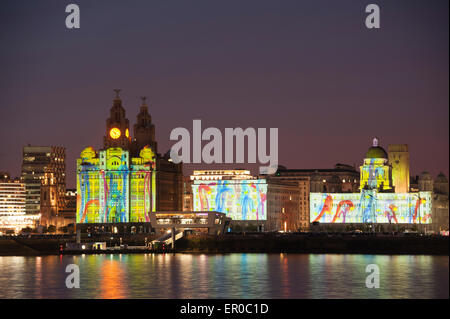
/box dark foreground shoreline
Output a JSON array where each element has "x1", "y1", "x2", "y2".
[{"x1": 1, "y1": 233, "x2": 448, "y2": 256}]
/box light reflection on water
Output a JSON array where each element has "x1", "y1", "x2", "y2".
[{"x1": 0, "y1": 254, "x2": 447, "y2": 299}]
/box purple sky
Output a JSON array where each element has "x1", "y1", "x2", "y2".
[{"x1": 1, "y1": 0, "x2": 448, "y2": 188}]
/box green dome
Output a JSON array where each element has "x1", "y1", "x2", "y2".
[{"x1": 366, "y1": 146, "x2": 388, "y2": 159}]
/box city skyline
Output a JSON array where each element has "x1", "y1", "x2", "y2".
[
  {"x1": 1, "y1": 0, "x2": 448, "y2": 188},
  {"x1": 0, "y1": 0, "x2": 448, "y2": 303}
]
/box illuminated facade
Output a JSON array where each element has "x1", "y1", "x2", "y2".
[
  {"x1": 151, "y1": 211, "x2": 231, "y2": 235},
  {"x1": 21, "y1": 146, "x2": 66, "y2": 214},
  {"x1": 40, "y1": 174, "x2": 77, "y2": 229},
  {"x1": 77, "y1": 146, "x2": 156, "y2": 223},
  {"x1": 191, "y1": 170, "x2": 301, "y2": 231},
  {"x1": 388, "y1": 144, "x2": 410, "y2": 193},
  {"x1": 191, "y1": 170, "x2": 265, "y2": 221},
  {"x1": 359, "y1": 138, "x2": 393, "y2": 191},
  {"x1": 192, "y1": 179, "x2": 267, "y2": 221},
  {"x1": 0, "y1": 173, "x2": 39, "y2": 234},
  {"x1": 310, "y1": 138, "x2": 433, "y2": 226},
  {"x1": 77, "y1": 90, "x2": 183, "y2": 226},
  {"x1": 310, "y1": 191, "x2": 432, "y2": 224},
  {"x1": 262, "y1": 164, "x2": 360, "y2": 231}
]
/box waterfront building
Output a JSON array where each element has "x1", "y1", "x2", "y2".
[
  {"x1": 262, "y1": 163, "x2": 359, "y2": 231},
  {"x1": 40, "y1": 174, "x2": 76, "y2": 230},
  {"x1": 0, "y1": 173, "x2": 39, "y2": 234},
  {"x1": 418, "y1": 172, "x2": 449, "y2": 233},
  {"x1": 310, "y1": 138, "x2": 433, "y2": 231},
  {"x1": 76, "y1": 91, "x2": 183, "y2": 228},
  {"x1": 190, "y1": 170, "x2": 301, "y2": 232},
  {"x1": 433, "y1": 173, "x2": 449, "y2": 233},
  {"x1": 150, "y1": 211, "x2": 230, "y2": 235},
  {"x1": 183, "y1": 176, "x2": 193, "y2": 211},
  {"x1": 21, "y1": 146, "x2": 66, "y2": 215},
  {"x1": 388, "y1": 144, "x2": 410, "y2": 193},
  {"x1": 76, "y1": 210, "x2": 230, "y2": 236}
]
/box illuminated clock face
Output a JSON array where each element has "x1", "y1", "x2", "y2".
[
  {"x1": 109, "y1": 128, "x2": 121, "y2": 139},
  {"x1": 125, "y1": 128, "x2": 129, "y2": 138}
]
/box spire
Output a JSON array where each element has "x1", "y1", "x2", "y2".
[
  {"x1": 114, "y1": 89, "x2": 122, "y2": 99},
  {"x1": 373, "y1": 137, "x2": 379, "y2": 147},
  {"x1": 140, "y1": 96, "x2": 148, "y2": 111},
  {"x1": 112, "y1": 89, "x2": 123, "y2": 108}
]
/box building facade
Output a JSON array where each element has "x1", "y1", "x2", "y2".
[
  {"x1": 432, "y1": 173, "x2": 449, "y2": 233},
  {"x1": 40, "y1": 174, "x2": 76, "y2": 230},
  {"x1": 21, "y1": 146, "x2": 66, "y2": 215},
  {"x1": 388, "y1": 144, "x2": 410, "y2": 193},
  {"x1": 359, "y1": 138, "x2": 393, "y2": 191},
  {"x1": 183, "y1": 176, "x2": 193, "y2": 211},
  {"x1": 0, "y1": 173, "x2": 39, "y2": 234},
  {"x1": 418, "y1": 172, "x2": 449, "y2": 233},
  {"x1": 76, "y1": 91, "x2": 183, "y2": 228},
  {"x1": 310, "y1": 138, "x2": 433, "y2": 231},
  {"x1": 190, "y1": 170, "x2": 301, "y2": 232},
  {"x1": 263, "y1": 163, "x2": 360, "y2": 231}
]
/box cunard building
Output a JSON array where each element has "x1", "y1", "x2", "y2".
[{"x1": 76, "y1": 90, "x2": 183, "y2": 232}]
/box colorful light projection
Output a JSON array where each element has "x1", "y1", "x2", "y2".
[
  {"x1": 360, "y1": 158, "x2": 392, "y2": 191},
  {"x1": 77, "y1": 146, "x2": 156, "y2": 223},
  {"x1": 192, "y1": 180, "x2": 267, "y2": 221},
  {"x1": 310, "y1": 191, "x2": 432, "y2": 224}
]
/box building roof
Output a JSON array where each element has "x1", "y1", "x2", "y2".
[
  {"x1": 365, "y1": 137, "x2": 388, "y2": 159},
  {"x1": 365, "y1": 146, "x2": 388, "y2": 159},
  {"x1": 274, "y1": 167, "x2": 358, "y2": 174}
]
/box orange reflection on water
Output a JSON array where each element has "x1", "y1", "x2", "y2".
[{"x1": 99, "y1": 259, "x2": 128, "y2": 299}]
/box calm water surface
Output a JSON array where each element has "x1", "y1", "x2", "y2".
[{"x1": 0, "y1": 254, "x2": 448, "y2": 298}]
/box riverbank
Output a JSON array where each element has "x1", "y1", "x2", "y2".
[{"x1": 1, "y1": 233, "x2": 448, "y2": 256}]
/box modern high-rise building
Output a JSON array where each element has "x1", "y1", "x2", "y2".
[
  {"x1": 21, "y1": 146, "x2": 66, "y2": 215},
  {"x1": 76, "y1": 91, "x2": 183, "y2": 227},
  {"x1": 388, "y1": 144, "x2": 410, "y2": 193},
  {"x1": 0, "y1": 173, "x2": 39, "y2": 234},
  {"x1": 0, "y1": 173, "x2": 25, "y2": 216}
]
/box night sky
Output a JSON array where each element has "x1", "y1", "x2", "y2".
[{"x1": 1, "y1": 0, "x2": 448, "y2": 188}]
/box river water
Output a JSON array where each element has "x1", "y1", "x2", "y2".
[{"x1": 0, "y1": 253, "x2": 447, "y2": 298}]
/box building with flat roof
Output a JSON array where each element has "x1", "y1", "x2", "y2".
[
  {"x1": 76, "y1": 211, "x2": 230, "y2": 236},
  {"x1": 21, "y1": 146, "x2": 66, "y2": 215},
  {"x1": 190, "y1": 170, "x2": 301, "y2": 232},
  {"x1": 262, "y1": 163, "x2": 360, "y2": 231},
  {"x1": 0, "y1": 174, "x2": 39, "y2": 234}
]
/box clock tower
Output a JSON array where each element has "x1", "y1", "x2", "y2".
[{"x1": 104, "y1": 89, "x2": 131, "y2": 149}]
